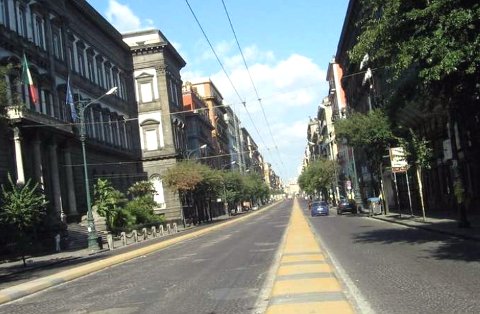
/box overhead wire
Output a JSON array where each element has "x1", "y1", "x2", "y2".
[
  {"x1": 220, "y1": 0, "x2": 287, "y2": 178},
  {"x1": 185, "y1": 0, "x2": 276, "y2": 178}
]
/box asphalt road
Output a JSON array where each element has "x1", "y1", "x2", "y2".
[
  {"x1": 0, "y1": 201, "x2": 292, "y2": 314},
  {"x1": 303, "y1": 199, "x2": 480, "y2": 314}
]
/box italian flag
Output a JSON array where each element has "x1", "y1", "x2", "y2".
[{"x1": 21, "y1": 54, "x2": 39, "y2": 109}]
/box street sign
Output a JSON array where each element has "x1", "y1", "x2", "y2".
[{"x1": 389, "y1": 147, "x2": 409, "y2": 173}]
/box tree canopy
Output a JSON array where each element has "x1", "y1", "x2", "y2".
[
  {"x1": 298, "y1": 158, "x2": 338, "y2": 198},
  {"x1": 351, "y1": 0, "x2": 480, "y2": 87}
]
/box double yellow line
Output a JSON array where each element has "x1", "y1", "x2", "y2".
[{"x1": 265, "y1": 199, "x2": 355, "y2": 314}]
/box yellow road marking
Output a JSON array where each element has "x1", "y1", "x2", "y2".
[
  {"x1": 281, "y1": 254, "x2": 326, "y2": 263},
  {"x1": 266, "y1": 301, "x2": 354, "y2": 314},
  {"x1": 272, "y1": 277, "x2": 342, "y2": 295},
  {"x1": 265, "y1": 198, "x2": 355, "y2": 313},
  {"x1": 277, "y1": 263, "x2": 333, "y2": 276}
]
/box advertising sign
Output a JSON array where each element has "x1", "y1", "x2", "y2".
[{"x1": 389, "y1": 147, "x2": 409, "y2": 173}]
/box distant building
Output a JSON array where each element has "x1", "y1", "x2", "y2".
[
  {"x1": 182, "y1": 82, "x2": 214, "y2": 165},
  {"x1": 190, "y1": 80, "x2": 230, "y2": 169}
]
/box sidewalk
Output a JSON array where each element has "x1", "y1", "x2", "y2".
[
  {"x1": 0, "y1": 208, "x2": 259, "y2": 293},
  {"x1": 371, "y1": 211, "x2": 480, "y2": 241}
]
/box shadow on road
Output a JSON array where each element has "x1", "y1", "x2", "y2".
[{"x1": 353, "y1": 225, "x2": 480, "y2": 262}]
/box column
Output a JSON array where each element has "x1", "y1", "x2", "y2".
[
  {"x1": 49, "y1": 143, "x2": 66, "y2": 222},
  {"x1": 33, "y1": 137, "x2": 44, "y2": 190},
  {"x1": 64, "y1": 147, "x2": 78, "y2": 216},
  {"x1": 13, "y1": 127, "x2": 25, "y2": 185}
]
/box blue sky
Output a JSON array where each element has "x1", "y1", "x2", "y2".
[{"x1": 87, "y1": 0, "x2": 350, "y2": 183}]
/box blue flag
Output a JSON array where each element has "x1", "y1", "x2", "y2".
[{"x1": 66, "y1": 75, "x2": 78, "y2": 121}]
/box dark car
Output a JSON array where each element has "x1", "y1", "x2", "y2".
[
  {"x1": 311, "y1": 201, "x2": 329, "y2": 216},
  {"x1": 337, "y1": 198, "x2": 356, "y2": 215}
]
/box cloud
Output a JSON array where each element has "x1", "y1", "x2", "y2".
[
  {"x1": 185, "y1": 46, "x2": 327, "y2": 180},
  {"x1": 105, "y1": 0, "x2": 154, "y2": 32}
]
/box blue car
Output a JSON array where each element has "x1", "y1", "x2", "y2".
[{"x1": 310, "y1": 201, "x2": 329, "y2": 216}]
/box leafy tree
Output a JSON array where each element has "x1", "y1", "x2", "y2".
[
  {"x1": 335, "y1": 109, "x2": 395, "y2": 194},
  {"x1": 298, "y1": 159, "x2": 338, "y2": 200},
  {"x1": 222, "y1": 171, "x2": 244, "y2": 212},
  {"x1": 351, "y1": 0, "x2": 480, "y2": 225},
  {"x1": 163, "y1": 161, "x2": 210, "y2": 222},
  {"x1": 243, "y1": 173, "x2": 270, "y2": 205},
  {"x1": 162, "y1": 161, "x2": 204, "y2": 193},
  {"x1": 128, "y1": 180, "x2": 156, "y2": 199},
  {"x1": 398, "y1": 128, "x2": 433, "y2": 221},
  {"x1": 0, "y1": 174, "x2": 47, "y2": 266},
  {"x1": 93, "y1": 178, "x2": 127, "y2": 231}
]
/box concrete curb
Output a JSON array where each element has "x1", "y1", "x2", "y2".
[
  {"x1": 372, "y1": 216, "x2": 480, "y2": 242},
  {"x1": 0, "y1": 202, "x2": 279, "y2": 305}
]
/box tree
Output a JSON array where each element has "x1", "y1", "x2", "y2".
[
  {"x1": 242, "y1": 173, "x2": 270, "y2": 206},
  {"x1": 351, "y1": 0, "x2": 480, "y2": 226},
  {"x1": 222, "y1": 171, "x2": 244, "y2": 213},
  {"x1": 335, "y1": 109, "x2": 395, "y2": 195},
  {"x1": 162, "y1": 161, "x2": 204, "y2": 193},
  {"x1": 0, "y1": 174, "x2": 47, "y2": 266},
  {"x1": 93, "y1": 178, "x2": 127, "y2": 231},
  {"x1": 163, "y1": 161, "x2": 210, "y2": 222},
  {"x1": 128, "y1": 181, "x2": 156, "y2": 199},
  {"x1": 399, "y1": 128, "x2": 433, "y2": 221},
  {"x1": 298, "y1": 159, "x2": 338, "y2": 200}
]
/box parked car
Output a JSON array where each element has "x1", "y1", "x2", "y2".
[
  {"x1": 337, "y1": 198, "x2": 356, "y2": 215},
  {"x1": 311, "y1": 201, "x2": 329, "y2": 216}
]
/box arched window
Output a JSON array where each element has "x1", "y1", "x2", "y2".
[{"x1": 150, "y1": 175, "x2": 166, "y2": 208}]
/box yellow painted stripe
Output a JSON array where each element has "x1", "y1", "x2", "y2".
[
  {"x1": 277, "y1": 263, "x2": 333, "y2": 276},
  {"x1": 281, "y1": 254, "x2": 326, "y2": 263},
  {"x1": 272, "y1": 277, "x2": 342, "y2": 295},
  {"x1": 266, "y1": 301, "x2": 354, "y2": 314},
  {"x1": 265, "y1": 198, "x2": 356, "y2": 313}
]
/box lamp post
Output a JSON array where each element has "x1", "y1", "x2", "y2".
[
  {"x1": 78, "y1": 86, "x2": 118, "y2": 250},
  {"x1": 186, "y1": 144, "x2": 207, "y2": 159}
]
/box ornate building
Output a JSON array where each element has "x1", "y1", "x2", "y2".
[
  {"x1": 0, "y1": 0, "x2": 141, "y2": 228},
  {"x1": 123, "y1": 29, "x2": 187, "y2": 223}
]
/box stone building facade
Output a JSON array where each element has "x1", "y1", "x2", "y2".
[
  {"x1": 123, "y1": 29, "x2": 187, "y2": 223},
  {"x1": 0, "y1": 0, "x2": 141, "y2": 226}
]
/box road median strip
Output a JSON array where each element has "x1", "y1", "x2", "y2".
[{"x1": 265, "y1": 199, "x2": 355, "y2": 314}]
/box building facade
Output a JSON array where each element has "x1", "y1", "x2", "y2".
[
  {"x1": 182, "y1": 82, "x2": 214, "y2": 165},
  {"x1": 123, "y1": 29, "x2": 187, "y2": 223},
  {"x1": 0, "y1": 0, "x2": 141, "y2": 228},
  {"x1": 191, "y1": 80, "x2": 230, "y2": 169}
]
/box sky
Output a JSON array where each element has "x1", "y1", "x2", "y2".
[{"x1": 87, "y1": 0, "x2": 350, "y2": 184}]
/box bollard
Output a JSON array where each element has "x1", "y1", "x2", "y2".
[
  {"x1": 142, "y1": 228, "x2": 148, "y2": 240},
  {"x1": 173, "y1": 222, "x2": 178, "y2": 233},
  {"x1": 151, "y1": 226, "x2": 157, "y2": 238},
  {"x1": 132, "y1": 230, "x2": 138, "y2": 242},
  {"x1": 121, "y1": 232, "x2": 126, "y2": 246},
  {"x1": 107, "y1": 234, "x2": 114, "y2": 250},
  {"x1": 159, "y1": 225, "x2": 165, "y2": 236},
  {"x1": 167, "y1": 224, "x2": 172, "y2": 234}
]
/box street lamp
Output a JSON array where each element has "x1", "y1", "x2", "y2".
[
  {"x1": 78, "y1": 86, "x2": 118, "y2": 250},
  {"x1": 186, "y1": 144, "x2": 207, "y2": 159}
]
